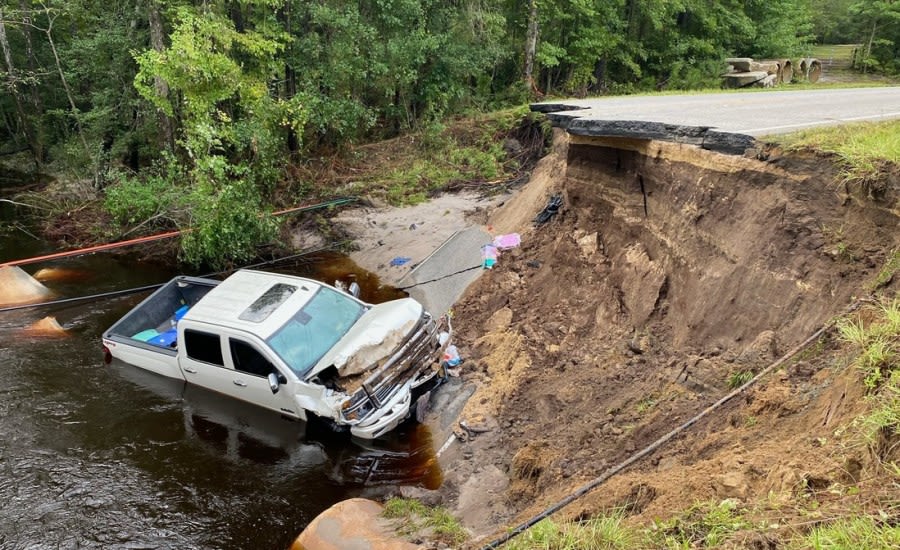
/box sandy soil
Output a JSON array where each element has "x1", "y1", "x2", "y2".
[
  {"x1": 329, "y1": 193, "x2": 509, "y2": 287},
  {"x1": 332, "y1": 130, "x2": 900, "y2": 548}
]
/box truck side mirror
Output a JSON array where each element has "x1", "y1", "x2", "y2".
[{"x1": 267, "y1": 372, "x2": 280, "y2": 394}]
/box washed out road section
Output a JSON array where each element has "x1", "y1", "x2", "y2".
[{"x1": 533, "y1": 87, "x2": 900, "y2": 152}]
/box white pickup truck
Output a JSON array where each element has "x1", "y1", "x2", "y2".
[{"x1": 102, "y1": 269, "x2": 451, "y2": 439}]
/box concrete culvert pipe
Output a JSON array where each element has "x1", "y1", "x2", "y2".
[
  {"x1": 807, "y1": 58, "x2": 822, "y2": 83},
  {"x1": 779, "y1": 59, "x2": 793, "y2": 83},
  {"x1": 725, "y1": 57, "x2": 753, "y2": 72},
  {"x1": 798, "y1": 58, "x2": 809, "y2": 77}
]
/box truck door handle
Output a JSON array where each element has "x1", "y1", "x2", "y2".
[
  {"x1": 183, "y1": 367, "x2": 197, "y2": 374},
  {"x1": 233, "y1": 380, "x2": 247, "y2": 387}
]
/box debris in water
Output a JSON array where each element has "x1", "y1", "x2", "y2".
[{"x1": 22, "y1": 316, "x2": 69, "y2": 337}]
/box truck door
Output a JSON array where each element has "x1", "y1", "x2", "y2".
[
  {"x1": 179, "y1": 328, "x2": 300, "y2": 419},
  {"x1": 180, "y1": 328, "x2": 236, "y2": 399},
  {"x1": 225, "y1": 337, "x2": 300, "y2": 420}
]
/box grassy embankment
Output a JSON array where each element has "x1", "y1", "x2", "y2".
[
  {"x1": 4, "y1": 106, "x2": 545, "y2": 256},
  {"x1": 385, "y1": 120, "x2": 900, "y2": 549},
  {"x1": 290, "y1": 106, "x2": 548, "y2": 207}
]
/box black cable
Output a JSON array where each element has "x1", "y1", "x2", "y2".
[
  {"x1": 0, "y1": 283, "x2": 166, "y2": 313},
  {"x1": 478, "y1": 303, "x2": 857, "y2": 550},
  {"x1": 396, "y1": 264, "x2": 482, "y2": 290}
]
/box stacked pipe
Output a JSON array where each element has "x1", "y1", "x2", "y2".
[
  {"x1": 723, "y1": 57, "x2": 820, "y2": 88},
  {"x1": 798, "y1": 57, "x2": 823, "y2": 83}
]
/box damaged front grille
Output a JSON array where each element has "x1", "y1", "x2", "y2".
[{"x1": 341, "y1": 312, "x2": 443, "y2": 423}]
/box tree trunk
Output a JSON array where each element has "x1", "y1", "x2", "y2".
[
  {"x1": 280, "y1": 1, "x2": 298, "y2": 153},
  {"x1": 523, "y1": 0, "x2": 538, "y2": 93},
  {"x1": 148, "y1": 0, "x2": 174, "y2": 153},
  {"x1": 19, "y1": 0, "x2": 44, "y2": 164},
  {"x1": 38, "y1": 4, "x2": 92, "y2": 164},
  {"x1": 863, "y1": 18, "x2": 878, "y2": 73},
  {"x1": 0, "y1": 7, "x2": 39, "y2": 168}
]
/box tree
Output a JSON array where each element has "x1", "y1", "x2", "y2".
[{"x1": 133, "y1": 2, "x2": 304, "y2": 267}]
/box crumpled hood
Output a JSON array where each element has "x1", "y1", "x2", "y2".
[{"x1": 305, "y1": 298, "x2": 423, "y2": 379}]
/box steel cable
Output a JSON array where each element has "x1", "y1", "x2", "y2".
[{"x1": 479, "y1": 301, "x2": 862, "y2": 549}]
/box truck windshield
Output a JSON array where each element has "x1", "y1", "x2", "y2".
[{"x1": 267, "y1": 287, "x2": 365, "y2": 377}]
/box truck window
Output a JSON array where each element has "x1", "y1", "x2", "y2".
[
  {"x1": 184, "y1": 329, "x2": 224, "y2": 366},
  {"x1": 267, "y1": 287, "x2": 365, "y2": 377},
  {"x1": 229, "y1": 339, "x2": 277, "y2": 378}
]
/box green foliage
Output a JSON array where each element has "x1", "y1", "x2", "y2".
[
  {"x1": 104, "y1": 169, "x2": 184, "y2": 227},
  {"x1": 502, "y1": 513, "x2": 640, "y2": 550},
  {"x1": 130, "y1": 2, "x2": 300, "y2": 267},
  {"x1": 838, "y1": 299, "x2": 900, "y2": 390},
  {"x1": 357, "y1": 109, "x2": 529, "y2": 205},
  {"x1": 180, "y1": 178, "x2": 280, "y2": 269},
  {"x1": 802, "y1": 515, "x2": 900, "y2": 549},
  {"x1": 839, "y1": 299, "x2": 900, "y2": 464},
  {"x1": 728, "y1": 370, "x2": 754, "y2": 389},
  {"x1": 635, "y1": 396, "x2": 657, "y2": 414}
]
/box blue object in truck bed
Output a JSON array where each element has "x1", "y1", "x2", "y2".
[{"x1": 147, "y1": 328, "x2": 177, "y2": 348}]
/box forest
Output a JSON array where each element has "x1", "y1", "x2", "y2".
[{"x1": 0, "y1": 0, "x2": 896, "y2": 266}]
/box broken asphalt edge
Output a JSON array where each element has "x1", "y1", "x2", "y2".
[{"x1": 530, "y1": 102, "x2": 758, "y2": 155}]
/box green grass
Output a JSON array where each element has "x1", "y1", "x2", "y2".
[
  {"x1": 728, "y1": 370, "x2": 754, "y2": 389},
  {"x1": 806, "y1": 44, "x2": 856, "y2": 63},
  {"x1": 774, "y1": 120, "x2": 900, "y2": 194},
  {"x1": 870, "y1": 250, "x2": 900, "y2": 291},
  {"x1": 341, "y1": 105, "x2": 543, "y2": 206},
  {"x1": 800, "y1": 515, "x2": 900, "y2": 550},
  {"x1": 635, "y1": 397, "x2": 658, "y2": 414},
  {"x1": 838, "y1": 299, "x2": 900, "y2": 390},
  {"x1": 502, "y1": 512, "x2": 641, "y2": 550},
  {"x1": 653, "y1": 499, "x2": 751, "y2": 549},
  {"x1": 382, "y1": 497, "x2": 468, "y2": 546},
  {"x1": 838, "y1": 299, "x2": 900, "y2": 462}
]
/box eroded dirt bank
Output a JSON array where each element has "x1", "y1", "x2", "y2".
[{"x1": 436, "y1": 130, "x2": 900, "y2": 545}]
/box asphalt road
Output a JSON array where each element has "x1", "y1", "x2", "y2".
[{"x1": 533, "y1": 86, "x2": 900, "y2": 137}]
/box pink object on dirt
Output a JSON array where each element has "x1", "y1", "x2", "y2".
[{"x1": 492, "y1": 233, "x2": 521, "y2": 250}]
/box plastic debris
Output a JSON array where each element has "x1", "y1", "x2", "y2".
[
  {"x1": 390, "y1": 256, "x2": 412, "y2": 266},
  {"x1": 492, "y1": 233, "x2": 521, "y2": 250},
  {"x1": 442, "y1": 344, "x2": 461, "y2": 368},
  {"x1": 534, "y1": 194, "x2": 563, "y2": 225},
  {"x1": 481, "y1": 244, "x2": 499, "y2": 269}
]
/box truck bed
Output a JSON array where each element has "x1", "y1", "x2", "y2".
[{"x1": 104, "y1": 276, "x2": 218, "y2": 352}]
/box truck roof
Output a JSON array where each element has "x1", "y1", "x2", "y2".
[{"x1": 183, "y1": 270, "x2": 330, "y2": 339}]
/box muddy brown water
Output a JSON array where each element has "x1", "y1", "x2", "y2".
[{"x1": 0, "y1": 201, "x2": 439, "y2": 548}]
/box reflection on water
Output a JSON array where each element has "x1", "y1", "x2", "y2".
[{"x1": 0, "y1": 203, "x2": 440, "y2": 548}]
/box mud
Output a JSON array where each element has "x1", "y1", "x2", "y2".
[{"x1": 428, "y1": 130, "x2": 900, "y2": 544}]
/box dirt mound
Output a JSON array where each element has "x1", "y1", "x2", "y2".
[{"x1": 438, "y1": 132, "x2": 900, "y2": 543}]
